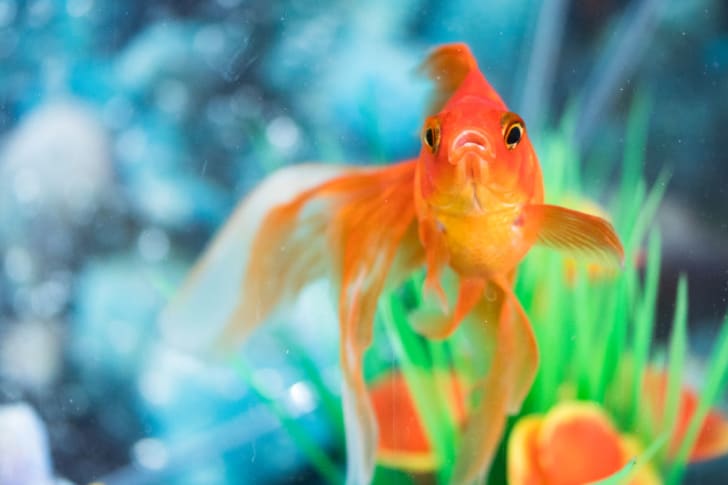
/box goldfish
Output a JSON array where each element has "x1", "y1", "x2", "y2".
[{"x1": 161, "y1": 43, "x2": 624, "y2": 484}]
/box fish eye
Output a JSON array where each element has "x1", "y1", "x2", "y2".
[
  {"x1": 502, "y1": 113, "x2": 525, "y2": 150},
  {"x1": 422, "y1": 118, "x2": 441, "y2": 153}
]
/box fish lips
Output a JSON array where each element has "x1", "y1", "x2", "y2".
[
  {"x1": 450, "y1": 133, "x2": 493, "y2": 185},
  {"x1": 450, "y1": 130, "x2": 495, "y2": 165}
]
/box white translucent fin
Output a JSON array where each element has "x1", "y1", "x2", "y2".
[{"x1": 158, "y1": 163, "x2": 352, "y2": 354}]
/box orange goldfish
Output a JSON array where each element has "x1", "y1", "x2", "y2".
[{"x1": 161, "y1": 43, "x2": 624, "y2": 484}]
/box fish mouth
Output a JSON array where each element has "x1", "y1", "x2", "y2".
[
  {"x1": 451, "y1": 130, "x2": 495, "y2": 159},
  {"x1": 452, "y1": 130, "x2": 494, "y2": 183}
]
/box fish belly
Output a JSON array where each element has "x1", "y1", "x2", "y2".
[{"x1": 439, "y1": 211, "x2": 531, "y2": 277}]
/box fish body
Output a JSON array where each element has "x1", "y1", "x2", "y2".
[
  {"x1": 415, "y1": 90, "x2": 544, "y2": 279},
  {"x1": 161, "y1": 43, "x2": 624, "y2": 485}
]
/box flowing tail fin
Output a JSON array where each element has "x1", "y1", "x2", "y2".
[
  {"x1": 160, "y1": 159, "x2": 423, "y2": 485},
  {"x1": 159, "y1": 163, "x2": 353, "y2": 352},
  {"x1": 328, "y1": 162, "x2": 423, "y2": 484},
  {"x1": 450, "y1": 275, "x2": 539, "y2": 485}
]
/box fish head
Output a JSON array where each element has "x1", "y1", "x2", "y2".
[{"x1": 417, "y1": 97, "x2": 543, "y2": 215}]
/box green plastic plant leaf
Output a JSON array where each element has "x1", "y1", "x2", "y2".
[
  {"x1": 625, "y1": 170, "x2": 670, "y2": 254},
  {"x1": 596, "y1": 275, "x2": 632, "y2": 402},
  {"x1": 629, "y1": 229, "x2": 661, "y2": 429},
  {"x1": 276, "y1": 332, "x2": 345, "y2": 443},
  {"x1": 660, "y1": 275, "x2": 688, "y2": 462},
  {"x1": 380, "y1": 292, "x2": 458, "y2": 483},
  {"x1": 667, "y1": 311, "x2": 728, "y2": 484},
  {"x1": 230, "y1": 356, "x2": 344, "y2": 485}
]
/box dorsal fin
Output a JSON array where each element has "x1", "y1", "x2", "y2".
[
  {"x1": 419, "y1": 43, "x2": 506, "y2": 115},
  {"x1": 419, "y1": 43, "x2": 478, "y2": 115}
]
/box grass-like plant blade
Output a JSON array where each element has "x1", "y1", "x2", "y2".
[
  {"x1": 587, "y1": 434, "x2": 665, "y2": 485},
  {"x1": 629, "y1": 229, "x2": 661, "y2": 428},
  {"x1": 573, "y1": 267, "x2": 597, "y2": 399},
  {"x1": 597, "y1": 275, "x2": 633, "y2": 402},
  {"x1": 428, "y1": 339, "x2": 462, "y2": 442},
  {"x1": 660, "y1": 276, "x2": 688, "y2": 462},
  {"x1": 276, "y1": 333, "x2": 345, "y2": 443},
  {"x1": 625, "y1": 170, "x2": 670, "y2": 253},
  {"x1": 372, "y1": 466, "x2": 416, "y2": 485},
  {"x1": 230, "y1": 356, "x2": 343, "y2": 485},
  {"x1": 527, "y1": 252, "x2": 566, "y2": 411},
  {"x1": 667, "y1": 312, "x2": 728, "y2": 484},
  {"x1": 380, "y1": 293, "x2": 458, "y2": 482}
]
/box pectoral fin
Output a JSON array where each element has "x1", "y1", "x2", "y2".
[{"x1": 526, "y1": 204, "x2": 625, "y2": 266}]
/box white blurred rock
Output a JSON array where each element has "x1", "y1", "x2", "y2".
[
  {"x1": 0, "y1": 99, "x2": 112, "y2": 229},
  {"x1": 0, "y1": 403, "x2": 54, "y2": 485},
  {"x1": 0, "y1": 320, "x2": 63, "y2": 393}
]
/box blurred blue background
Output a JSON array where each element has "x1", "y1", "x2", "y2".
[{"x1": 0, "y1": 0, "x2": 726, "y2": 484}]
